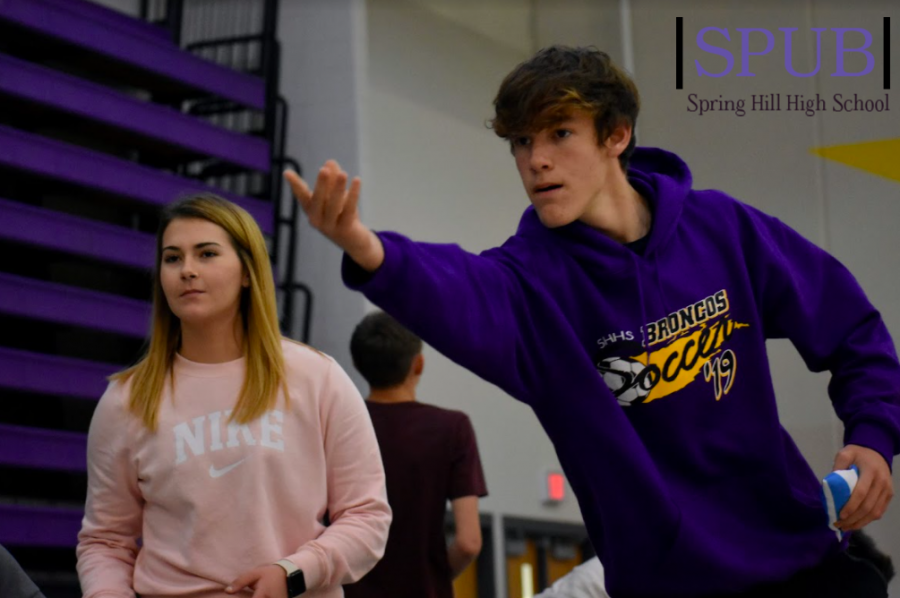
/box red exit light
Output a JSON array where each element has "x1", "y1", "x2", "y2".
[{"x1": 547, "y1": 472, "x2": 565, "y2": 502}]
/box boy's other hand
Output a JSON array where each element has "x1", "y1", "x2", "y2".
[
  {"x1": 833, "y1": 444, "x2": 894, "y2": 531},
  {"x1": 284, "y1": 161, "x2": 385, "y2": 272}
]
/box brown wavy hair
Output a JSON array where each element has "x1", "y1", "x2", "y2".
[{"x1": 490, "y1": 45, "x2": 640, "y2": 171}]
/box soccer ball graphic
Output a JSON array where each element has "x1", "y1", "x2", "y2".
[{"x1": 597, "y1": 356, "x2": 652, "y2": 406}]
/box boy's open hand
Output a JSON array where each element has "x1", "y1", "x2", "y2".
[
  {"x1": 284, "y1": 161, "x2": 384, "y2": 272},
  {"x1": 833, "y1": 444, "x2": 894, "y2": 531}
]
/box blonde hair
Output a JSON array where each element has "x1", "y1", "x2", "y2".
[{"x1": 111, "y1": 194, "x2": 287, "y2": 431}]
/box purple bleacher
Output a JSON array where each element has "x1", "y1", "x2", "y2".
[
  {"x1": 49, "y1": 0, "x2": 170, "y2": 44},
  {"x1": 0, "y1": 505, "x2": 82, "y2": 547},
  {"x1": 0, "y1": 347, "x2": 118, "y2": 399},
  {"x1": 0, "y1": 424, "x2": 86, "y2": 472},
  {"x1": 0, "y1": 53, "x2": 270, "y2": 172},
  {"x1": 0, "y1": 124, "x2": 273, "y2": 234},
  {"x1": 0, "y1": 0, "x2": 265, "y2": 110},
  {"x1": 0, "y1": 272, "x2": 150, "y2": 338},
  {"x1": 0, "y1": 198, "x2": 155, "y2": 270}
]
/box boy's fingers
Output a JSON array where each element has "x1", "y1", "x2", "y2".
[
  {"x1": 284, "y1": 171, "x2": 312, "y2": 206},
  {"x1": 844, "y1": 473, "x2": 891, "y2": 529},
  {"x1": 840, "y1": 486, "x2": 881, "y2": 529},
  {"x1": 323, "y1": 171, "x2": 349, "y2": 224},
  {"x1": 849, "y1": 488, "x2": 889, "y2": 530},
  {"x1": 863, "y1": 489, "x2": 889, "y2": 527},
  {"x1": 323, "y1": 158, "x2": 338, "y2": 172},
  {"x1": 839, "y1": 469, "x2": 872, "y2": 520},
  {"x1": 343, "y1": 177, "x2": 362, "y2": 221},
  {"x1": 283, "y1": 169, "x2": 306, "y2": 191},
  {"x1": 292, "y1": 160, "x2": 356, "y2": 235},
  {"x1": 832, "y1": 449, "x2": 853, "y2": 471},
  {"x1": 312, "y1": 166, "x2": 335, "y2": 224}
]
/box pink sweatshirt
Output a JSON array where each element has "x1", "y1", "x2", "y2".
[{"x1": 77, "y1": 340, "x2": 391, "y2": 598}]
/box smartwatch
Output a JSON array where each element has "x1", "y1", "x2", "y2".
[{"x1": 274, "y1": 559, "x2": 307, "y2": 597}]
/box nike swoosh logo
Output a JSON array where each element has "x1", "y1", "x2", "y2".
[{"x1": 209, "y1": 458, "x2": 247, "y2": 478}]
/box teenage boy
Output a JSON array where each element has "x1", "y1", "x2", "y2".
[{"x1": 286, "y1": 46, "x2": 899, "y2": 597}]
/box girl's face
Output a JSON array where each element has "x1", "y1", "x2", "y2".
[{"x1": 159, "y1": 218, "x2": 249, "y2": 327}]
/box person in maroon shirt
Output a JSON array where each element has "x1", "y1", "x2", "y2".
[{"x1": 344, "y1": 311, "x2": 488, "y2": 598}]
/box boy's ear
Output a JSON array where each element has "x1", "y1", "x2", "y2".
[
  {"x1": 412, "y1": 353, "x2": 425, "y2": 377},
  {"x1": 605, "y1": 122, "x2": 632, "y2": 157}
]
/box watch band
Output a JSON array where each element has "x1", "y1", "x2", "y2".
[
  {"x1": 274, "y1": 558, "x2": 306, "y2": 597},
  {"x1": 274, "y1": 559, "x2": 299, "y2": 576}
]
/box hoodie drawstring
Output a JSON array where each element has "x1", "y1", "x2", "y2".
[{"x1": 630, "y1": 252, "x2": 653, "y2": 368}]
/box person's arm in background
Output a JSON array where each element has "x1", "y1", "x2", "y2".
[
  {"x1": 447, "y1": 414, "x2": 488, "y2": 578},
  {"x1": 534, "y1": 557, "x2": 609, "y2": 598},
  {"x1": 447, "y1": 496, "x2": 482, "y2": 578}
]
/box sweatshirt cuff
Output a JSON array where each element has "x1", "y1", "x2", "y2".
[
  {"x1": 845, "y1": 422, "x2": 896, "y2": 472},
  {"x1": 341, "y1": 232, "x2": 402, "y2": 296}
]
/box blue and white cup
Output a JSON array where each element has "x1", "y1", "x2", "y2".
[{"x1": 821, "y1": 465, "x2": 859, "y2": 541}]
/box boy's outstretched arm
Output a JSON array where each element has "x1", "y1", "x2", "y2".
[{"x1": 284, "y1": 162, "x2": 550, "y2": 404}]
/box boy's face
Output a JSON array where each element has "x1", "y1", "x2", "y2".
[{"x1": 512, "y1": 110, "x2": 623, "y2": 228}]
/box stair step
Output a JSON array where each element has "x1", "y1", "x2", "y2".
[
  {"x1": 0, "y1": 125, "x2": 273, "y2": 234},
  {"x1": 0, "y1": 0, "x2": 265, "y2": 109},
  {"x1": 0, "y1": 53, "x2": 270, "y2": 172}
]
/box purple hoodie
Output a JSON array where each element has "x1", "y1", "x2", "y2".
[{"x1": 343, "y1": 147, "x2": 900, "y2": 597}]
